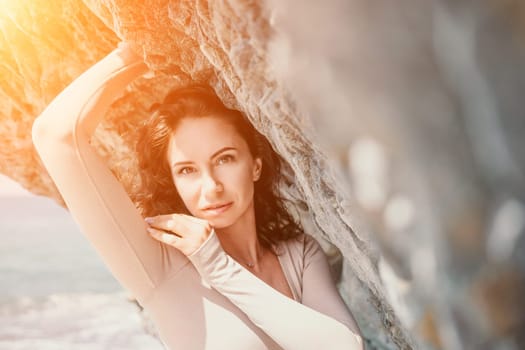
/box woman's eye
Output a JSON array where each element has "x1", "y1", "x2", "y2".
[
  {"x1": 217, "y1": 155, "x2": 234, "y2": 165},
  {"x1": 178, "y1": 167, "x2": 195, "y2": 175}
]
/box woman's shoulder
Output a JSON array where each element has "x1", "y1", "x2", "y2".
[
  {"x1": 277, "y1": 233, "x2": 328, "y2": 301},
  {"x1": 279, "y1": 232, "x2": 324, "y2": 262}
]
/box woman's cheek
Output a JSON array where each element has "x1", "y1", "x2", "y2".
[
  {"x1": 225, "y1": 161, "x2": 249, "y2": 181},
  {"x1": 174, "y1": 179, "x2": 199, "y2": 210}
]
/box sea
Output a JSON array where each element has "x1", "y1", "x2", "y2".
[{"x1": 0, "y1": 195, "x2": 164, "y2": 349}]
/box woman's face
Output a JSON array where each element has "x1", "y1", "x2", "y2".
[{"x1": 167, "y1": 116, "x2": 262, "y2": 229}]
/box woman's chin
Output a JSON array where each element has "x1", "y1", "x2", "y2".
[
  {"x1": 207, "y1": 217, "x2": 234, "y2": 230},
  {"x1": 187, "y1": 213, "x2": 232, "y2": 229}
]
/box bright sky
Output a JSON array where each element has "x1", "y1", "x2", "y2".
[{"x1": 0, "y1": 174, "x2": 33, "y2": 197}]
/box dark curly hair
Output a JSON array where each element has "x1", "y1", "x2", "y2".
[{"x1": 134, "y1": 84, "x2": 302, "y2": 252}]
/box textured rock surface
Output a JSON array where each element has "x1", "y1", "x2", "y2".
[{"x1": 2, "y1": 0, "x2": 525, "y2": 349}]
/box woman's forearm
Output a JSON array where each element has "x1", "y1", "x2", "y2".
[{"x1": 188, "y1": 230, "x2": 364, "y2": 350}]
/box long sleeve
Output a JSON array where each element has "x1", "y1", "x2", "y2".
[
  {"x1": 301, "y1": 234, "x2": 363, "y2": 341},
  {"x1": 31, "y1": 47, "x2": 186, "y2": 304},
  {"x1": 187, "y1": 230, "x2": 364, "y2": 350}
]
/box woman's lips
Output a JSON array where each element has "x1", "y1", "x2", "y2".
[{"x1": 202, "y1": 202, "x2": 233, "y2": 215}]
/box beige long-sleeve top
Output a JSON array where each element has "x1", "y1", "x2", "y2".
[{"x1": 31, "y1": 47, "x2": 363, "y2": 350}]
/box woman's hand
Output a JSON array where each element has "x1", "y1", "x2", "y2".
[
  {"x1": 115, "y1": 41, "x2": 143, "y2": 64},
  {"x1": 145, "y1": 214, "x2": 213, "y2": 256}
]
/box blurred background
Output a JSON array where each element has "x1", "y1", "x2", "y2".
[
  {"x1": 265, "y1": 1, "x2": 525, "y2": 349},
  {"x1": 0, "y1": 174, "x2": 163, "y2": 349},
  {"x1": 1, "y1": 0, "x2": 524, "y2": 349}
]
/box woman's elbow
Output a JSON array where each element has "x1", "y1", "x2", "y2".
[
  {"x1": 32, "y1": 117, "x2": 50, "y2": 151},
  {"x1": 341, "y1": 320, "x2": 364, "y2": 350},
  {"x1": 341, "y1": 325, "x2": 364, "y2": 350},
  {"x1": 353, "y1": 333, "x2": 365, "y2": 350},
  {"x1": 31, "y1": 115, "x2": 75, "y2": 151},
  {"x1": 329, "y1": 320, "x2": 365, "y2": 350}
]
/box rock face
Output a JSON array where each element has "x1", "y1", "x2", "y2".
[{"x1": 2, "y1": 1, "x2": 525, "y2": 349}]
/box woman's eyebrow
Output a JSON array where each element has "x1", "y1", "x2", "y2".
[
  {"x1": 172, "y1": 160, "x2": 193, "y2": 167},
  {"x1": 210, "y1": 146, "x2": 237, "y2": 159},
  {"x1": 172, "y1": 147, "x2": 237, "y2": 167}
]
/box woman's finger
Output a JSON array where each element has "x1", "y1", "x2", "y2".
[
  {"x1": 145, "y1": 214, "x2": 211, "y2": 237},
  {"x1": 146, "y1": 227, "x2": 181, "y2": 246},
  {"x1": 145, "y1": 215, "x2": 213, "y2": 256},
  {"x1": 145, "y1": 215, "x2": 183, "y2": 235}
]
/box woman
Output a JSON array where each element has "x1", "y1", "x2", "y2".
[{"x1": 32, "y1": 43, "x2": 363, "y2": 350}]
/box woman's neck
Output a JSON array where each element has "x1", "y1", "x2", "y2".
[{"x1": 214, "y1": 201, "x2": 265, "y2": 268}]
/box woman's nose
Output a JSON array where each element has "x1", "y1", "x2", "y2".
[{"x1": 201, "y1": 171, "x2": 223, "y2": 195}]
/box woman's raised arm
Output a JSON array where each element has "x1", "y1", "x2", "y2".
[{"x1": 31, "y1": 46, "x2": 184, "y2": 304}]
